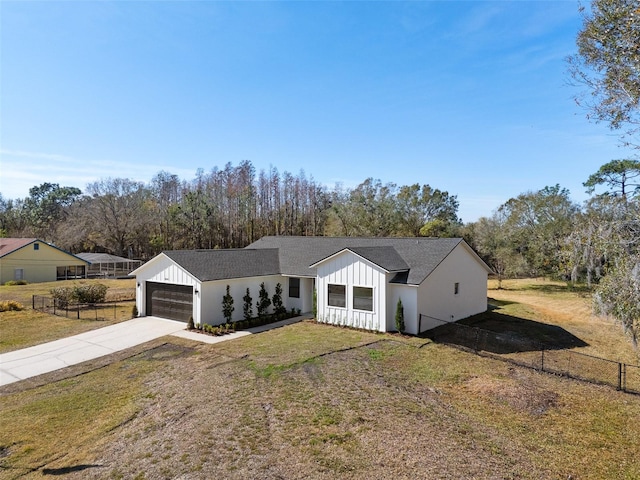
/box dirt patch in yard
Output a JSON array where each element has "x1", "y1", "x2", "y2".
[{"x1": 58, "y1": 340, "x2": 542, "y2": 480}]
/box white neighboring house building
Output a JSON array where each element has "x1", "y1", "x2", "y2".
[{"x1": 131, "y1": 236, "x2": 492, "y2": 334}]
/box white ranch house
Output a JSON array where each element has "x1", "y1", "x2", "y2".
[{"x1": 131, "y1": 236, "x2": 492, "y2": 334}]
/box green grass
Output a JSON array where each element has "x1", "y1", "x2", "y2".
[{"x1": 1, "y1": 279, "x2": 639, "y2": 479}]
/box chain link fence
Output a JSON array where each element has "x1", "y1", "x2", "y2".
[
  {"x1": 422, "y1": 314, "x2": 640, "y2": 395},
  {"x1": 32, "y1": 295, "x2": 132, "y2": 322}
]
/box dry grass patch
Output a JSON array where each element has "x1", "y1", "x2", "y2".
[{"x1": 486, "y1": 278, "x2": 639, "y2": 364}]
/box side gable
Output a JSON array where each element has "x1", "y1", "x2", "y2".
[
  {"x1": 0, "y1": 238, "x2": 89, "y2": 265},
  {"x1": 132, "y1": 249, "x2": 281, "y2": 282}
]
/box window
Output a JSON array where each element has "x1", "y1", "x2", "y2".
[
  {"x1": 14, "y1": 269, "x2": 24, "y2": 281},
  {"x1": 327, "y1": 284, "x2": 346, "y2": 308},
  {"x1": 454, "y1": 282, "x2": 460, "y2": 295},
  {"x1": 33, "y1": 243, "x2": 39, "y2": 250},
  {"x1": 353, "y1": 286, "x2": 373, "y2": 312},
  {"x1": 289, "y1": 278, "x2": 300, "y2": 298}
]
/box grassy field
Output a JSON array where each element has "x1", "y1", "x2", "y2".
[
  {"x1": 1, "y1": 279, "x2": 639, "y2": 479},
  {"x1": 0, "y1": 279, "x2": 136, "y2": 353}
]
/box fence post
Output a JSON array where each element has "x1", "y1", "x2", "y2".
[{"x1": 540, "y1": 349, "x2": 545, "y2": 372}]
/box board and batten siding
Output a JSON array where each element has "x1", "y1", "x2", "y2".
[
  {"x1": 417, "y1": 243, "x2": 489, "y2": 332},
  {"x1": 135, "y1": 254, "x2": 200, "y2": 323},
  {"x1": 315, "y1": 251, "x2": 388, "y2": 332}
]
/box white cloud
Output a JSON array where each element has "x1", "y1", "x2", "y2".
[{"x1": 0, "y1": 149, "x2": 196, "y2": 200}]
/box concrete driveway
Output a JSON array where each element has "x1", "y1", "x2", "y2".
[
  {"x1": 0, "y1": 316, "x2": 185, "y2": 387},
  {"x1": 0, "y1": 315, "x2": 309, "y2": 387}
]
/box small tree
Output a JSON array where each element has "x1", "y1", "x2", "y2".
[
  {"x1": 395, "y1": 298, "x2": 405, "y2": 333},
  {"x1": 222, "y1": 285, "x2": 234, "y2": 324},
  {"x1": 243, "y1": 287, "x2": 253, "y2": 321},
  {"x1": 312, "y1": 287, "x2": 317, "y2": 318},
  {"x1": 272, "y1": 282, "x2": 286, "y2": 315},
  {"x1": 256, "y1": 282, "x2": 271, "y2": 318}
]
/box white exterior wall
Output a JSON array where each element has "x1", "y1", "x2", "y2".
[
  {"x1": 200, "y1": 275, "x2": 286, "y2": 326},
  {"x1": 316, "y1": 251, "x2": 388, "y2": 332},
  {"x1": 134, "y1": 254, "x2": 200, "y2": 322},
  {"x1": 417, "y1": 243, "x2": 489, "y2": 332},
  {"x1": 284, "y1": 276, "x2": 314, "y2": 314},
  {"x1": 386, "y1": 283, "x2": 419, "y2": 334}
]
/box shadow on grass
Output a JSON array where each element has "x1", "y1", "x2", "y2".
[
  {"x1": 424, "y1": 310, "x2": 589, "y2": 355},
  {"x1": 42, "y1": 464, "x2": 103, "y2": 475}
]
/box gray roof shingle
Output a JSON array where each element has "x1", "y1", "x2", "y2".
[
  {"x1": 157, "y1": 237, "x2": 486, "y2": 285},
  {"x1": 247, "y1": 236, "x2": 465, "y2": 285},
  {"x1": 163, "y1": 248, "x2": 280, "y2": 282},
  {"x1": 314, "y1": 246, "x2": 410, "y2": 272}
]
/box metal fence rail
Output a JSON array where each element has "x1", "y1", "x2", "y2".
[
  {"x1": 422, "y1": 314, "x2": 640, "y2": 395},
  {"x1": 32, "y1": 295, "x2": 126, "y2": 321}
]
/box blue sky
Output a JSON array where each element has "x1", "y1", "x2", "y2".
[{"x1": 0, "y1": 0, "x2": 631, "y2": 222}]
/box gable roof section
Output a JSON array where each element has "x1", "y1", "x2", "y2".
[
  {"x1": 0, "y1": 238, "x2": 38, "y2": 258},
  {"x1": 247, "y1": 236, "x2": 468, "y2": 285},
  {"x1": 311, "y1": 246, "x2": 410, "y2": 273},
  {"x1": 162, "y1": 248, "x2": 281, "y2": 282},
  {"x1": 0, "y1": 238, "x2": 89, "y2": 264}
]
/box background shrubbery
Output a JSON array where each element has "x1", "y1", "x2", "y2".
[{"x1": 50, "y1": 284, "x2": 108, "y2": 308}]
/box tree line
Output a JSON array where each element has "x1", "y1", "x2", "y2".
[{"x1": 0, "y1": 160, "x2": 461, "y2": 258}]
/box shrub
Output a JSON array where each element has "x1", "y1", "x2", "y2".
[
  {"x1": 272, "y1": 283, "x2": 286, "y2": 315},
  {"x1": 222, "y1": 285, "x2": 234, "y2": 324},
  {"x1": 50, "y1": 284, "x2": 108, "y2": 308},
  {"x1": 256, "y1": 282, "x2": 271, "y2": 318},
  {"x1": 312, "y1": 288, "x2": 317, "y2": 318},
  {"x1": 0, "y1": 300, "x2": 25, "y2": 312},
  {"x1": 187, "y1": 316, "x2": 195, "y2": 330},
  {"x1": 50, "y1": 286, "x2": 74, "y2": 309},
  {"x1": 132, "y1": 305, "x2": 139, "y2": 318},
  {"x1": 75, "y1": 283, "x2": 108, "y2": 304},
  {"x1": 4, "y1": 280, "x2": 28, "y2": 286},
  {"x1": 243, "y1": 288, "x2": 253, "y2": 321},
  {"x1": 395, "y1": 298, "x2": 405, "y2": 333}
]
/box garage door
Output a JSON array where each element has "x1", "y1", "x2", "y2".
[{"x1": 146, "y1": 282, "x2": 193, "y2": 322}]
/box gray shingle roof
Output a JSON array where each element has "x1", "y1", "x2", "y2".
[
  {"x1": 315, "y1": 246, "x2": 410, "y2": 272},
  {"x1": 247, "y1": 236, "x2": 466, "y2": 285},
  {"x1": 163, "y1": 248, "x2": 280, "y2": 282}
]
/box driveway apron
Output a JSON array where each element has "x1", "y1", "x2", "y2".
[{"x1": 0, "y1": 317, "x2": 185, "y2": 386}]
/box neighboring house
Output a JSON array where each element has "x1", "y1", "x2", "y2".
[
  {"x1": 132, "y1": 236, "x2": 492, "y2": 334},
  {"x1": 0, "y1": 238, "x2": 89, "y2": 284}
]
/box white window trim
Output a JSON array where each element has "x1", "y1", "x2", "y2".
[
  {"x1": 352, "y1": 285, "x2": 374, "y2": 313},
  {"x1": 327, "y1": 283, "x2": 347, "y2": 309}
]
